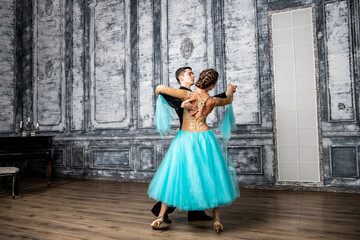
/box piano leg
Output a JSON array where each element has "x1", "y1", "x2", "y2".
[{"x1": 12, "y1": 173, "x2": 17, "y2": 199}]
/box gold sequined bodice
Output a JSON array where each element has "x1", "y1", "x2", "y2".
[{"x1": 181, "y1": 92, "x2": 211, "y2": 132}]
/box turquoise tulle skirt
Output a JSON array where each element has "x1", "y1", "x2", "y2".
[{"x1": 147, "y1": 130, "x2": 240, "y2": 211}]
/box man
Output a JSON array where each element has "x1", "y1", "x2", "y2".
[{"x1": 151, "y1": 67, "x2": 234, "y2": 223}]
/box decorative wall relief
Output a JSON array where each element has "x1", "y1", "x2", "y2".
[
  {"x1": 88, "y1": 0, "x2": 131, "y2": 129},
  {"x1": 224, "y1": 0, "x2": 260, "y2": 125},
  {"x1": 324, "y1": 0, "x2": 356, "y2": 121},
  {"x1": 180, "y1": 37, "x2": 195, "y2": 59},
  {"x1": 33, "y1": 0, "x2": 66, "y2": 131},
  {"x1": 0, "y1": 0, "x2": 15, "y2": 132}
]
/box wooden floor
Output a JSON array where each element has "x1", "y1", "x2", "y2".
[{"x1": 1, "y1": 178, "x2": 360, "y2": 240}]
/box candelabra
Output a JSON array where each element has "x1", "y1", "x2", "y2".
[{"x1": 20, "y1": 118, "x2": 39, "y2": 137}]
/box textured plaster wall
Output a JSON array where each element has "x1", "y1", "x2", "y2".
[
  {"x1": 0, "y1": 0, "x2": 15, "y2": 132},
  {"x1": 0, "y1": 0, "x2": 359, "y2": 188}
]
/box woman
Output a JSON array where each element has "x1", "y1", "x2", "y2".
[{"x1": 147, "y1": 69, "x2": 240, "y2": 233}]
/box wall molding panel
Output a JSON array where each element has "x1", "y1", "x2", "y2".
[
  {"x1": 323, "y1": 137, "x2": 360, "y2": 186},
  {"x1": 33, "y1": 0, "x2": 66, "y2": 131},
  {"x1": 71, "y1": 146, "x2": 85, "y2": 169},
  {"x1": 161, "y1": 0, "x2": 217, "y2": 126},
  {"x1": 227, "y1": 146, "x2": 264, "y2": 175},
  {"x1": 324, "y1": 0, "x2": 356, "y2": 122},
  {"x1": 52, "y1": 147, "x2": 66, "y2": 168},
  {"x1": 137, "y1": 0, "x2": 155, "y2": 129},
  {"x1": 224, "y1": 0, "x2": 261, "y2": 125},
  {"x1": 0, "y1": 0, "x2": 15, "y2": 133},
  {"x1": 330, "y1": 146, "x2": 358, "y2": 178},
  {"x1": 138, "y1": 147, "x2": 156, "y2": 172},
  {"x1": 72, "y1": 0, "x2": 86, "y2": 131},
  {"x1": 88, "y1": 0, "x2": 132, "y2": 129},
  {"x1": 89, "y1": 147, "x2": 132, "y2": 170}
]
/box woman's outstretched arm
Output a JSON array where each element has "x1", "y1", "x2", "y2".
[
  {"x1": 213, "y1": 83, "x2": 236, "y2": 106},
  {"x1": 156, "y1": 85, "x2": 190, "y2": 101},
  {"x1": 213, "y1": 93, "x2": 233, "y2": 106}
]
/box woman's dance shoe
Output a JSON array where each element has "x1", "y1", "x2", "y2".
[
  {"x1": 213, "y1": 221, "x2": 223, "y2": 233},
  {"x1": 150, "y1": 216, "x2": 164, "y2": 229}
]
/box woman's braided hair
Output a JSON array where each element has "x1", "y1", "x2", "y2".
[{"x1": 195, "y1": 68, "x2": 219, "y2": 89}]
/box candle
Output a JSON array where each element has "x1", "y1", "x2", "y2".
[
  {"x1": 20, "y1": 121, "x2": 22, "y2": 128},
  {"x1": 27, "y1": 117, "x2": 30, "y2": 122}
]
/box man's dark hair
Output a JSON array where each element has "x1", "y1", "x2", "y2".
[{"x1": 175, "y1": 67, "x2": 192, "y2": 83}]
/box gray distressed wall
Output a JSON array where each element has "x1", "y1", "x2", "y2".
[{"x1": 0, "y1": 0, "x2": 359, "y2": 188}]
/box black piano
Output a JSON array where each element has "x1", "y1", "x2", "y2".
[{"x1": 0, "y1": 136, "x2": 52, "y2": 185}]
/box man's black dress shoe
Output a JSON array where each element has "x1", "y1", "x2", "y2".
[
  {"x1": 163, "y1": 216, "x2": 172, "y2": 224},
  {"x1": 187, "y1": 211, "x2": 213, "y2": 221}
]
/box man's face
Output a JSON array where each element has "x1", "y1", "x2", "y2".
[{"x1": 180, "y1": 69, "x2": 195, "y2": 86}]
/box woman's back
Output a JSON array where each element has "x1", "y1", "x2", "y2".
[{"x1": 181, "y1": 91, "x2": 215, "y2": 132}]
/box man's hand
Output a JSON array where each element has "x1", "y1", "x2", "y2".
[
  {"x1": 226, "y1": 83, "x2": 237, "y2": 96},
  {"x1": 181, "y1": 99, "x2": 197, "y2": 111}
]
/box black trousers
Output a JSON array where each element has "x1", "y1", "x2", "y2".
[{"x1": 151, "y1": 201, "x2": 176, "y2": 217}]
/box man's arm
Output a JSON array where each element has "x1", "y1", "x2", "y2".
[
  {"x1": 156, "y1": 85, "x2": 189, "y2": 100},
  {"x1": 160, "y1": 93, "x2": 182, "y2": 110},
  {"x1": 213, "y1": 92, "x2": 227, "y2": 98}
]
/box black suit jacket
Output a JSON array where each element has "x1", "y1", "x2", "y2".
[{"x1": 160, "y1": 86, "x2": 227, "y2": 128}]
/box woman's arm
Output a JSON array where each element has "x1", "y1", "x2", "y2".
[
  {"x1": 213, "y1": 83, "x2": 236, "y2": 106},
  {"x1": 156, "y1": 85, "x2": 189, "y2": 101},
  {"x1": 213, "y1": 94, "x2": 233, "y2": 106}
]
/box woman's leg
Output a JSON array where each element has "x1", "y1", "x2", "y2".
[
  {"x1": 158, "y1": 202, "x2": 169, "y2": 218},
  {"x1": 151, "y1": 202, "x2": 169, "y2": 229},
  {"x1": 212, "y1": 207, "x2": 223, "y2": 233}
]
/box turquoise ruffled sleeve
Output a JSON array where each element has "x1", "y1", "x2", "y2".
[
  {"x1": 218, "y1": 103, "x2": 237, "y2": 141},
  {"x1": 154, "y1": 95, "x2": 177, "y2": 137}
]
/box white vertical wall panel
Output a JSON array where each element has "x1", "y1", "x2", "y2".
[{"x1": 272, "y1": 7, "x2": 320, "y2": 183}]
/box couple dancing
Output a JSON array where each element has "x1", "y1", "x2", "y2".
[{"x1": 147, "y1": 67, "x2": 240, "y2": 233}]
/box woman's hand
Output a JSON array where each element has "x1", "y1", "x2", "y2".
[
  {"x1": 226, "y1": 83, "x2": 237, "y2": 96},
  {"x1": 181, "y1": 99, "x2": 197, "y2": 111},
  {"x1": 155, "y1": 85, "x2": 166, "y2": 96}
]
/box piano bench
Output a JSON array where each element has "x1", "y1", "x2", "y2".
[{"x1": 0, "y1": 167, "x2": 19, "y2": 199}]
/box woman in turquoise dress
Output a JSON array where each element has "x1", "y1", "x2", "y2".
[{"x1": 147, "y1": 69, "x2": 240, "y2": 232}]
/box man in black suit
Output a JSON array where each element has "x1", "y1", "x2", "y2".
[{"x1": 151, "y1": 66, "x2": 232, "y2": 223}]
